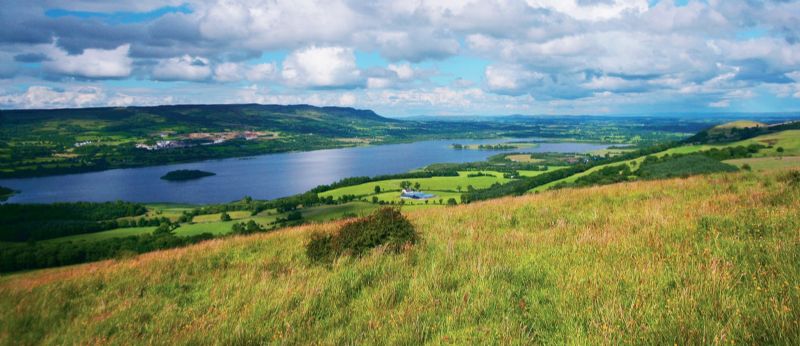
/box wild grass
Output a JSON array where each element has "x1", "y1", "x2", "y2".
[
  {"x1": 319, "y1": 171, "x2": 509, "y2": 199},
  {"x1": 532, "y1": 129, "x2": 799, "y2": 192},
  {"x1": 725, "y1": 156, "x2": 800, "y2": 172},
  {"x1": 1, "y1": 170, "x2": 798, "y2": 344}
]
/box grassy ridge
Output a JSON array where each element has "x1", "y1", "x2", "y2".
[
  {"x1": 531, "y1": 129, "x2": 800, "y2": 192},
  {"x1": 1, "y1": 170, "x2": 798, "y2": 344}
]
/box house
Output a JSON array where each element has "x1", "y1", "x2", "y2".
[{"x1": 400, "y1": 189, "x2": 435, "y2": 200}]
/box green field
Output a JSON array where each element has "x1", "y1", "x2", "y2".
[
  {"x1": 531, "y1": 129, "x2": 799, "y2": 193},
  {"x1": 299, "y1": 202, "x2": 380, "y2": 222},
  {"x1": 517, "y1": 166, "x2": 567, "y2": 177},
  {"x1": 30, "y1": 202, "x2": 430, "y2": 244},
  {"x1": 192, "y1": 211, "x2": 252, "y2": 223},
  {"x1": 41, "y1": 226, "x2": 158, "y2": 243},
  {"x1": 319, "y1": 171, "x2": 510, "y2": 201},
  {"x1": 725, "y1": 156, "x2": 800, "y2": 171},
  {"x1": 2, "y1": 170, "x2": 797, "y2": 344}
]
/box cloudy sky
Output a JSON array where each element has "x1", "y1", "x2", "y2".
[{"x1": 0, "y1": 0, "x2": 799, "y2": 116}]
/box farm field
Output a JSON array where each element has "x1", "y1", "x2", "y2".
[
  {"x1": 725, "y1": 156, "x2": 800, "y2": 171},
  {"x1": 2, "y1": 170, "x2": 797, "y2": 344},
  {"x1": 192, "y1": 211, "x2": 252, "y2": 223},
  {"x1": 319, "y1": 171, "x2": 511, "y2": 200},
  {"x1": 517, "y1": 166, "x2": 567, "y2": 177},
  {"x1": 28, "y1": 202, "x2": 431, "y2": 245},
  {"x1": 530, "y1": 129, "x2": 799, "y2": 193},
  {"x1": 505, "y1": 153, "x2": 541, "y2": 162},
  {"x1": 41, "y1": 226, "x2": 158, "y2": 243}
]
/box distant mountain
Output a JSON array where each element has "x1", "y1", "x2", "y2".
[{"x1": 1, "y1": 103, "x2": 396, "y2": 132}]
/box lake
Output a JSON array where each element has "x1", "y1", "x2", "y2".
[{"x1": 0, "y1": 139, "x2": 608, "y2": 204}]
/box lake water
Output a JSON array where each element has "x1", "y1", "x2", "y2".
[{"x1": 0, "y1": 139, "x2": 608, "y2": 204}]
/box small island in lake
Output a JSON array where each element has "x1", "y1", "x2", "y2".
[
  {"x1": 0, "y1": 186, "x2": 17, "y2": 201},
  {"x1": 160, "y1": 170, "x2": 216, "y2": 181}
]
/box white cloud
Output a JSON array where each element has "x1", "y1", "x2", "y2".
[
  {"x1": 198, "y1": 0, "x2": 360, "y2": 50},
  {"x1": 247, "y1": 63, "x2": 277, "y2": 81},
  {"x1": 525, "y1": 0, "x2": 648, "y2": 22},
  {"x1": 152, "y1": 55, "x2": 212, "y2": 81},
  {"x1": 213, "y1": 62, "x2": 277, "y2": 82},
  {"x1": 485, "y1": 64, "x2": 545, "y2": 95},
  {"x1": 388, "y1": 63, "x2": 414, "y2": 80},
  {"x1": 0, "y1": 86, "x2": 106, "y2": 108},
  {"x1": 43, "y1": 44, "x2": 132, "y2": 78},
  {"x1": 338, "y1": 92, "x2": 356, "y2": 106},
  {"x1": 0, "y1": 85, "x2": 178, "y2": 109},
  {"x1": 367, "y1": 77, "x2": 392, "y2": 89},
  {"x1": 709, "y1": 99, "x2": 730, "y2": 108},
  {"x1": 213, "y1": 62, "x2": 243, "y2": 82},
  {"x1": 281, "y1": 46, "x2": 361, "y2": 88}
]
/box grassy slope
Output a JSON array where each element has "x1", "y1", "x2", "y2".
[
  {"x1": 1, "y1": 171, "x2": 798, "y2": 344},
  {"x1": 320, "y1": 168, "x2": 567, "y2": 205},
  {"x1": 36, "y1": 203, "x2": 425, "y2": 243},
  {"x1": 711, "y1": 120, "x2": 767, "y2": 130},
  {"x1": 531, "y1": 129, "x2": 800, "y2": 192},
  {"x1": 725, "y1": 156, "x2": 800, "y2": 171},
  {"x1": 319, "y1": 171, "x2": 510, "y2": 203}
]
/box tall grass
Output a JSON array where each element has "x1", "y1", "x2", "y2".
[{"x1": 1, "y1": 170, "x2": 798, "y2": 344}]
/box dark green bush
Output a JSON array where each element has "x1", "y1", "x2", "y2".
[
  {"x1": 306, "y1": 232, "x2": 336, "y2": 263},
  {"x1": 306, "y1": 207, "x2": 417, "y2": 263}
]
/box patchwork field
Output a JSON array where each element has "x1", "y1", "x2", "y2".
[
  {"x1": 319, "y1": 171, "x2": 510, "y2": 199},
  {"x1": 531, "y1": 129, "x2": 799, "y2": 193},
  {"x1": 2, "y1": 170, "x2": 798, "y2": 344}
]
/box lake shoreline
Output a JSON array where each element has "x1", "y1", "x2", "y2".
[{"x1": 0, "y1": 138, "x2": 610, "y2": 204}]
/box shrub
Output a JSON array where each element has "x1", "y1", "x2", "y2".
[
  {"x1": 306, "y1": 207, "x2": 417, "y2": 263},
  {"x1": 306, "y1": 232, "x2": 336, "y2": 263},
  {"x1": 781, "y1": 170, "x2": 800, "y2": 187}
]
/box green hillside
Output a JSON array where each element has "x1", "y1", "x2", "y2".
[
  {"x1": 1, "y1": 170, "x2": 798, "y2": 344},
  {"x1": 530, "y1": 129, "x2": 800, "y2": 193}
]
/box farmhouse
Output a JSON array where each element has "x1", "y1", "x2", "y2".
[{"x1": 400, "y1": 189, "x2": 435, "y2": 200}]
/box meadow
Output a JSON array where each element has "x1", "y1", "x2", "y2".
[
  {"x1": 530, "y1": 129, "x2": 800, "y2": 193},
  {"x1": 1, "y1": 170, "x2": 797, "y2": 344},
  {"x1": 318, "y1": 171, "x2": 510, "y2": 202}
]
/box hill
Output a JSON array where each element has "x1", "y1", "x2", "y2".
[
  {"x1": 710, "y1": 120, "x2": 767, "y2": 131},
  {"x1": 1, "y1": 170, "x2": 798, "y2": 344},
  {"x1": 0, "y1": 109, "x2": 748, "y2": 178},
  {"x1": 0, "y1": 104, "x2": 414, "y2": 177}
]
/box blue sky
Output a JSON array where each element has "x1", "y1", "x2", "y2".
[{"x1": 0, "y1": 0, "x2": 799, "y2": 116}]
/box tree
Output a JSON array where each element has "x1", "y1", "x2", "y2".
[
  {"x1": 374, "y1": 185, "x2": 381, "y2": 194},
  {"x1": 456, "y1": 185, "x2": 462, "y2": 192},
  {"x1": 742, "y1": 163, "x2": 752, "y2": 171},
  {"x1": 372, "y1": 196, "x2": 379, "y2": 203},
  {"x1": 777, "y1": 147, "x2": 784, "y2": 153},
  {"x1": 447, "y1": 198, "x2": 457, "y2": 206},
  {"x1": 220, "y1": 212, "x2": 231, "y2": 221},
  {"x1": 153, "y1": 222, "x2": 176, "y2": 235},
  {"x1": 413, "y1": 182, "x2": 421, "y2": 191},
  {"x1": 467, "y1": 184, "x2": 475, "y2": 192},
  {"x1": 400, "y1": 181, "x2": 412, "y2": 190}
]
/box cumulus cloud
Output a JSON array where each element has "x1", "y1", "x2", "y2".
[
  {"x1": 0, "y1": 85, "x2": 178, "y2": 109},
  {"x1": 525, "y1": 0, "x2": 648, "y2": 22},
  {"x1": 212, "y1": 62, "x2": 278, "y2": 82},
  {"x1": 281, "y1": 46, "x2": 362, "y2": 88},
  {"x1": 1, "y1": 0, "x2": 800, "y2": 113},
  {"x1": 43, "y1": 44, "x2": 132, "y2": 78},
  {"x1": 152, "y1": 55, "x2": 212, "y2": 81},
  {"x1": 0, "y1": 86, "x2": 106, "y2": 109},
  {"x1": 485, "y1": 64, "x2": 545, "y2": 95}
]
